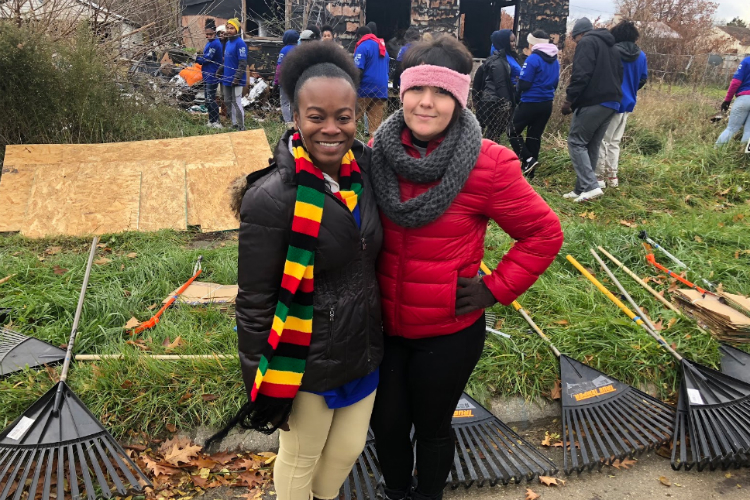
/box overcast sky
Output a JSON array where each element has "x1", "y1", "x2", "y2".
[{"x1": 566, "y1": 0, "x2": 750, "y2": 24}]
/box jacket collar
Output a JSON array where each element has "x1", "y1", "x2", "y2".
[{"x1": 399, "y1": 126, "x2": 444, "y2": 157}]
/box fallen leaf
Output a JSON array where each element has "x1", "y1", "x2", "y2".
[
  {"x1": 201, "y1": 394, "x2": 219, "y2": 402},
  {"x1": 166, "y1": 336, "x2": 186, "y2": 352},
  {"x1": 539, "y1": 475, "x2": 564, "y2": 486},
  {"x1": 541, "y1": 432, "x2": 552, "y2": 447},
  {"x1": 126, "y1": 339, "x2": 150, "y2": 351},
  {"x1": 94, "y1": 257, "x2": 111, "y2": 265},
  {"x1": 178, "y1": 392, "x2": 193, "y2": 404},
  {"x1": 52, "y1": 265, "x2": 68, "y2": 275},
  {"x1": 550, "y1": 379, "x2": 562, "y2": 400},
  {"x1": 148, "y1": 303, "x2": 158, "y2": 310},
  {"x1": 164, "y1": 442, "x2": 203, "y2": 466},
  {"x1": 121, "y1": 380, "x2": 133, "y2": 389},
  {"x1": 191, "y1": 457, "x2": 219, "y2": 469},
  {"x1": 552, "y1": 441, "x2": 565, "y2": 448},
  {"x1": 0, "y1": 274, "x2": 16, "y2": 285},
  {"x1": 166, "y1": 423, "x2": 177, "y2": 433},
  {"x1": 257, "y1": 451, "x2": 277, "y2": 465},
  {"x1": 694, "y1": 235, "x2": 703, "y2": 243},
  {"x1": 659, "y1": 476, "x2": 671, "y2": 486},
  {"x1": 611, "y1": 458, "x2": 637, "y2": 469},
  {"x1": 126, "y1": 252, "x2": 138, "y2": 259},
  {"x1": 554, "y1": 320, "x2": 569, "y2": 326},
  {"x1": 96, "y1": 243, "x2": 107, "y2": 248},
  {"x1": 235, "y1": 471, "x2": 263, "y2": 488},
  {"x1": 142, "y1": 455, "x2": 181, "y2": 477},
  {"x1": 525, "y1": 488, "x2": 541, "y2": 500},
  {"x1": 652, "y1": 319, "x2": 664, "y2": 332},
  {"x1": 191, "y1": 475, "x2": 210, "y2": 488},
  {"x1": 667, "y1": 317, "x2": 678, "y2": 329},
  {"x1": 619, "y1": 220, "x2": 637, "y2": 228},
  {"x1": 236, "y1": 458, "x2": 263, "y2": 471},
  {"x1": 209, "y1": 452, "x2": 238, "y2": 465},
  {"x1": 45, "y1": 246, "x2": 62, "y2": 255},
  {"x1": 725, "y1": 472, "x2": 733, "y2": 479},
  {"x1": 124, "y1": 317, "x2": 141, "y2": 329}
]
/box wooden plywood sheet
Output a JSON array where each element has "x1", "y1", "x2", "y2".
[
  {"x1": 186, "y1": 161, "x2": 245, "y2": 231},
  {"x1": 0, "y1": 165, "x2": 37, "y2": 232},
  {"x1": 23, "y1": 164, "x2": 141, "y2": 238},
  {"x1": 229, "y1": 129, "x2": 273, "y2": 175},
  {"x1": 139, "y1": 161, "x2": 188, "y2": 231},
  {"x1": 61, "y1": 134, "x2": 236, "y2": 165},
  {"x1": 3, "y1": 145, "x2": 65, "y2": 165}
]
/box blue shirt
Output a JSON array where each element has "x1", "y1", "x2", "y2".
[
  {"x1": 354, "y1": 39, "x2": 389, "y2": 99},
  {"x1": 519, "y1": 52, "x2": 560, "y2": 103},
  {"x1": 732, "y1": 56, "x2": 750, "y2": 95},
  {"x1": 397, "y1": 43, "x2": 411, "y2": 62},
  {"x1": 197, "y1": 38, "x2": 223, "y2": 85},
  {"x1": 619, "y1": 51, "x2": 648, "y2": 113},
  {"x1": 277, "y1": 44, "x2": 295, "y2": 66},
  {"x1": 222, "y1": 36, "x2": 248, "y2": 87},
  {"x1": 600, "y1": 101, "x2": 621, "y2": 111},
  {"x1": 506, "y1": 54, "x2": 522, "y2": 86}
]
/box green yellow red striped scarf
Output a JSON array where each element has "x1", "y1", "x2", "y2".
[{"x1": 248, "y1": 132, "x2": 362, "y2": 429}]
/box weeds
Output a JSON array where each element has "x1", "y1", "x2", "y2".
[{"x1": 1, "y1": 81, "x2": 749, "y2": 438}]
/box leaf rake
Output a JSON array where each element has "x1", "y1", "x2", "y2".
[
  {"x1": 0, "y1": 327, "x2": 66, "y2": 378},
  {"x1": 511, "y1": 300, "x2": 674, "y2": 475},
  {"x1": 569, "y1": 251, "x2": 750, "y2": 472},
  {"x1": 0, "y1": 237, "x2": 151, "y2": 500}
]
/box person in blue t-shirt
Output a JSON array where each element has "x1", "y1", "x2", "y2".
[
  {"x1": 393, "y1": 26, "x2": 420, "y2": 91},
  {"x1": 196, "y1": 18, "x2": 224, "y2": 128},
  {"x1": 508, "y1": 29, "x2": 560, "y2": 177},
  {"x1": 717, "y1": 54, "x2": 750, "y2": 147},
  {"x1": 596, "y1": 20, "x2": 648, "y2": 189},
  {"x1": 222, "y1": 18, "x2": 248, "y2": 130},
  {"x1": 353, "y1": 26, "x2": 389, "y2": 136},
  {"x1": 274, "y1": 29, "x2": 299, "y2": 125}
]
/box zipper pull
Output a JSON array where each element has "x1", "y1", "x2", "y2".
[
  {"x1": 329, "y1": 307, "x2": 335, "y2": 322},
  {"x1": 361, "y1": 238, "x2": 367, "y2": 250}
]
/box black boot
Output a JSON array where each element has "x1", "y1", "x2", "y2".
[
  {"x1": 410, "y1": 489, "x2": 442, "y2": 500},
  {"x1": 383, "y1": 487, "x2": 410, "y2": 500}
]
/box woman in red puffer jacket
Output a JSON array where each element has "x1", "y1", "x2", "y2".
[{"x1": 368, "y1": 36, "x2": 564, "y2": 500}]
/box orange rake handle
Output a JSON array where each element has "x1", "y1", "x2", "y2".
[
  {"x1": 645, "y1": 253, "x2": 714, "y2": 296},
  {"x1": 133, "y1": 256, "x2": 203, "y2": 335}
]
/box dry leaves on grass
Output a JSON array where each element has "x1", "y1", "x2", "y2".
[
  {"x1": 165, "y1": 336, "x2": 187, "y2": 352},
  {"x1": 45, "y1": 246, "x2": 62, "y2": 255},
  {"x1": 550, "y1": 380, "x2": 562, "y2": 400},
  {"x1": 525, "y1": 488, "x2": 541, "y2": 500},
  {"x1": 578, "y1": 211, "x2": 597, "y2": 220},
  {"x1": 94, "y1": 257, "x2": 111, "y2": 266},
  {"x1": 126, "y1": 252, "x2": 138, "y2": 258},
  {"x1": 0, "y1": 274, "x2": 16, "y2": 285},
  {"x1": 619, "y1": 220, "x2": 638, "y2": 228},
  {"x1": 123, "y1": 317, "x2": 140, "y2": 329},
  {"x1": 52, "y1": 265, "x2": 68, "y2": 275},
  {"x1": 134, "y1": 437, "x2": 276, "y2": 499}
]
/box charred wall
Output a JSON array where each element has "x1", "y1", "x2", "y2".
[
  {"x1": 516, "y1": 0, "x2": 569, "y2": 54},
  {"x1": 411, "y1": 0, "x2": 460, "y2": 37}
]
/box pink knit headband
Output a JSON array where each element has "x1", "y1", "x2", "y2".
[{"x1": 399, "y1": 64, "x2": 471, "y2": 109}]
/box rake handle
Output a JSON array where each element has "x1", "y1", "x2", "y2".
[
  {"x1": 589, "y1": 249, "x2": 682, "y2": 361},
  {"x1": 54, "y1": 236, "x2": 99, "y2": 412},
  {"x1": 638, "y1": 231, "x2": 688, "y2": 269},
  {"x1": 75, "y1": 354, "x2": 234, "y2": 360},
  {"x1": 645, "y1": 254, "x2": 714, "y2": 296},
  {"x1": 132, "y1": 256, "x2": 203, "y2": 335},
  {"x1": 597, "y1": 246, "x2": 681, "y2": 314},
  {"x1": 512, "y1": 301, "x2": 561, "y2": 358}
]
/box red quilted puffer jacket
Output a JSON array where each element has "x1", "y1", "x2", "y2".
[{"x1": 377, "y1": 128, "x2": 564, "y2": 339}]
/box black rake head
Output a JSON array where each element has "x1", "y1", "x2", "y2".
[
  {"x1": 0, "y1": 327, "x2": 66, "y2": 378},
  {"x1": 719, "y1": 344, "x2": 750, "y2": 385},
  {"x1": 0, "y1": 382, "x2": 151, "y2": 500},
  {"x1": 558, "y1": 355, "x2": 675, "y2": 475}
]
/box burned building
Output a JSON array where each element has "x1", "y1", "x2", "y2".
[{"x1": 182, "y1": 0, "x2": 569, "y2": 58}]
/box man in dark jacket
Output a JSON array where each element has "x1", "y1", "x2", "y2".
[
  {"x1": 473, "y1": 31, "x2": 519, "y2": 142},
  {"x1": 196, "y1": 18, "x2": 223, "y2": 128},
  {"x1": 562, "y1": 17, "x2": 623, "y2": 202}
]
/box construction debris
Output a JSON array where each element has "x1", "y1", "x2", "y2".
[{"x1": 673, "y1": 289, "x2": 750, "y2": 343}]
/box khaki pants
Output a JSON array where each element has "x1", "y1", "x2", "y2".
[
  {"x1": 274, "y1": 391, "x2": 376, "y2": 500},
  {"x1": 357, "y1": 98, "x2": 386, "y2": 136},
  {"x1": 596, "y1": 112, "x2": 630, "y2": 179}
]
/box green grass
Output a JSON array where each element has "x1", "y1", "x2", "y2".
[{"x1": 1, "y1": 86, "x2": 750, "y2": 439}]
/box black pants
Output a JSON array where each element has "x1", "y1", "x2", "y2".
[
  {"x1": 477, "y1": 99, "x2": 514, "y2": 144},
  {"x1": 508, "y1": 100, "x2": 553, "y2": 161},
  {"x1": 371, "y1": 316, "x2": 486, "y2": 498}
]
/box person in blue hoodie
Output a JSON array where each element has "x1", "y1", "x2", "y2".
[
  {"x1": 508, "y1": 30, "x2": 560, "y2": 177},
  {"x1": 596, "y1": 19, "x2": 647, "y2": 188},
  {"x1": 473, "y1": 30, "x2": 522, "y2": 142},
  {"x1": 222, "y1": 18, "x2": 248, "y2": 130},
  {"x1": 274, "y1": 29, "x2": 300, "y2": 125},
  {"x1": 196, "y1": 18, "x2": 224, "y2": 128},
  {"x1": 716, "y1": 54, "x2": 750, "y2": 147}
]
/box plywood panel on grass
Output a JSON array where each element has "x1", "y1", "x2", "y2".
[
  {"x1": 23, "y1": 164, "x2": 141, "y2": 238},
  {"x1": 186, "y1": 162, "x2": 245, "y2": 231},
  {"x1": 3, "y1": 145, "x2": 65, "y2": 165},
  {"x1": 139, "y1": 161, "x2": 188, "y2": 231},
  {"x1": 0, "y1": 165, "x2": 37, "y2": 232},
  {"x1": 229, "y1": 130, "x2": 273, "y2": 175}
]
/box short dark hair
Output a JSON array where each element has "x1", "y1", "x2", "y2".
[
  {"x1": 279, "y1": 41, "x2": 360, "y2": 111},
  {"x1": 610, "y1": 19, "x2": 639, "y2": 43},
  {"x1": 366, "y1": 21, "x2": 378, "y2": 36},
  {"x1": 531, "y1": 29, "x2": 549, "y2": 39},
  {"x1": 306, "y1": 25, "x2": 321, "y2": 38},
  {"x1": 321, "y1": 24, "x2": 334, "y2": 35},
  {"x1": 401, "y1": 34, "x2": 473, "y2": 75},
  {"x1": 355, "y1": 26, "x2": 371, "y2": 38},
  {"x1": 204, "y1": 18, "x2": 216, "y2": 30},
  {"x1": 403, "y1": 26, "x2": 420, "y2": 42}
]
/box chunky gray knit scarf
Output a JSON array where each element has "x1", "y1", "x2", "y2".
[{"x1": 369, "y1": 108, "x2": 483, "y2": 228}]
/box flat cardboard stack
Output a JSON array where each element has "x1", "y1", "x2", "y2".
[
  {"x1": 164, "y1": 281, "x2": 238, "y2": 316},
  {"x1": 673, "y1": 289, "x2": 750, "y2": 343},
  {"x1": 0, "y1": 130, "x2": 271, "y2": 237}
]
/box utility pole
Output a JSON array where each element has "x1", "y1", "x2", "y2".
[
  {"x1": 242, "y1": 0, "x2": 247, "y2": 34},
  {"x1": 286, "y1": 0, "x2": 292, "y2": 29}
]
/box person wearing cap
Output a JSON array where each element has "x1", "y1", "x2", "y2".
[
  {"x1": 275, "y1": 29, "x2": 300, "y2": 126},
  {"x1": 596, "y1": 20, "x2": 648, "y2": 189},
  {"x1": 222, "y1": 18, "x2": 248, "y2": 130},
  {"x1": 508, "y1": 29, "x2": 560, "y2": 177},
  {"x1": 196, "y1": 18, "x2": 224, "y2": 128},
  {"x1": 298, "y1": 29, "x2": 318, "y2": 43},
  {"x1": 354, "y1": 26, "x2": 389, "y2": 136},
  {"x1": 561, "y1": 17, "x2": 623, "y2": 203},
  {"x1": 368, "y1": 35, "x2": 563, "y2": 500}
]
